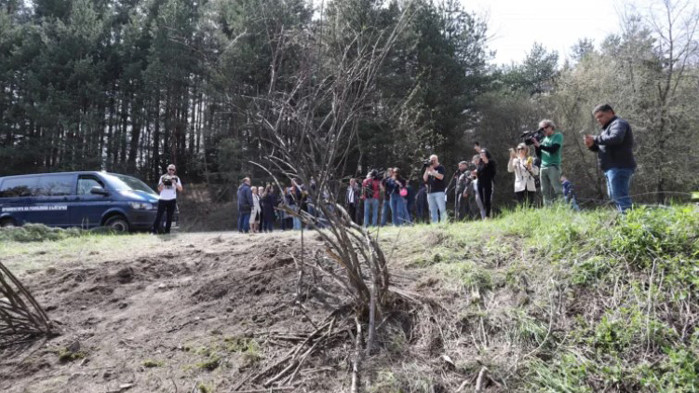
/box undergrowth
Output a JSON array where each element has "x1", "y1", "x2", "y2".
[
  {"x1": 0, "y1": 223, "x2": 125, "y2": 242},
  {"x1": 0, "y1": 223, "x2": 87, "y2": 242},
  {"x1": 378, "y1": 204, "x2": 698, "y2": 392}
]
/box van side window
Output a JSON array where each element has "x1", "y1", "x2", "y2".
[
  {"x1": 78, "y1": 177, "x2": 104, "y2": 196},
  {"x1": 35, "y1": 175, "x2": 75, "y2": 196},
  {"x1": 0, "y1": 177, "x2": 38, "y2": 197}
]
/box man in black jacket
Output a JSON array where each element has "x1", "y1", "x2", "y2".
[{"x1": 584, "y1": 104, "x2": 636, "y2": 212}]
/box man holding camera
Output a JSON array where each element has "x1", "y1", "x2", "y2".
[
  {"x1": 152, "y1": 164, "x2": 183, "y2": 234},
  {"x1": 584, "y1": 104, "x2": 636, "y2": 213},
  {"x1": 423, "y1": 154, "x2": 447, "y2": 223},
  {"x1": 533, "y1": 119, "x2": 563, "y2": 205}
]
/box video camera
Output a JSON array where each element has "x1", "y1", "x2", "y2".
[
  {"x1": 162, "y1": 175, "x2": 178, "y2": 186},
  {"x1": 519, "y1": 128, "x2": 545, "y2": 145},
  {"x1": 422, "y1": 159, "x2": 432, "y2": 168}
]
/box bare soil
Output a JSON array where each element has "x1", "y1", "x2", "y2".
[
  {"x1": 1, "y1": 232, "x2": 343, "y2": 392},
  {"x1": 1, "y1": 231, "x2": 450, "y2": 393}
]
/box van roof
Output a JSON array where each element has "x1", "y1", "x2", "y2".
[{"x1": 0, "y1": 171, "x2": 135, "y2": 180}]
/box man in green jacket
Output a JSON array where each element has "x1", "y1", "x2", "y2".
[{"x1": 533, "y1": 119, "x2": 563, "y2": 205}]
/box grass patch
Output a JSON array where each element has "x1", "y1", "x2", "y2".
[
  {"x1": 142, "y1": 359, "x2": 165, "y2": 368},
  {"x1": 57, "y1": 348, "x2": 86, "y2": 363},
  {"x1": 196, "y1": 355, "x2": 221, "y2": 371},
  {"x1": 368, "y1": 365, "x2": 442, "y2": 393},
  {"x1": 386, "y1": 205, "x2": 697, "y2": 392},
  {"x1": 223, "y1": 336, "x2": 262, "y2": 367},
  {"x1": 188, "y1": 337, "x2": 263, "y2": 372},
  {"x1": 1, "y1": 230, "x2": 159, "y2": 273},
  {"x1": 0, "y1": 224, "x2": 87, "y2": 242}
]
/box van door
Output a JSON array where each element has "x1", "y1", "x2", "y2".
[
  {"x1": 71, "y1": 175, "x2": 110, "y2": 228},
  {"x1": 24, "y1": 174, "x2": 74, "y2": 227},
  {"x1": 0, "y1": 176, "x2": 37, "y2": 225}
]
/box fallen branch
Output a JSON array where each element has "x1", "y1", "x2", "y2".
[
  {"x1": 285, "y1": 319, "x2": 335, "y2": 385},
  {"x1": 475, "y1": 366, "x2": 488, "y2": 392},
  {"x1": 235, "y1": 388, "x2": 296, "y2": 393},
  {"x1": 263, "y1": 361, "x2": 297, "y2": 387},
  {"x1": 351, "y1": 317, "x2": 362, "y2": 393}
]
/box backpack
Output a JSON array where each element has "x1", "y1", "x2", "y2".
[{"x1": 363, "y1": 179, "x2": 376, "y2": 200}]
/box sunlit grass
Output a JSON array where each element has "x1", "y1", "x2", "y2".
[{"x1": 1, "y1": 231, "x2": 160, "y2": 273}]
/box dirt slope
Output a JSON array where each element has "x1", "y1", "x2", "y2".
[{"x1": 1, "y1": 231, "x2": 367, "y2": 393}]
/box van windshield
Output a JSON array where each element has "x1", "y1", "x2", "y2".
[{"x1": 104, "y1": 174, "x2": 157, "y2": 196}]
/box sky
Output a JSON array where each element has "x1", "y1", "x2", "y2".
[{"x1": 460, "y1": 0, "x2": 631, "y2": 65}]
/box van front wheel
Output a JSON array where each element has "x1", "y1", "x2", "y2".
[
  {"x1": 104, "y1": 216, "x2": 130, "y2": 232},
  {"x1": 0, "y1": 218, "x2": 17, "y2": 228}
]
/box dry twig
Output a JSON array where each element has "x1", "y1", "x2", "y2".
[{"x1": 0, "y1": 262, "x2": 54, "y2": 348}]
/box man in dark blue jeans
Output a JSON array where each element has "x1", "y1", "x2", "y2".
[
  {"x1": 585, "y1": 104, "x2": 636, "y2": 213},
  {"x1": 237, "y1": 177, "x2": 253, "y2": 232}
]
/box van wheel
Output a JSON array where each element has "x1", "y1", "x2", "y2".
[
  {"x1": 0, "y1": 218, "x2": 17, "y2": 228},
  {"x1": 104, "y1": 216, "x2": 130, "y2": 232}
]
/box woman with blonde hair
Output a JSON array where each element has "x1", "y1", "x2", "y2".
[{"x1": 507, "y1": 143, "x2": 539, "y2": 206}]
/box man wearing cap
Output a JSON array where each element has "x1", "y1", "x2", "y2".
[
  {"x1": 152, "y1": 164, "x2": 183, "y2": 234},
  {"x1": 533, "y1": 119, "x2": 563, "y2": 205},
  {"x1": 584, "y1": 104, "x2": 636, "y2": 213}
]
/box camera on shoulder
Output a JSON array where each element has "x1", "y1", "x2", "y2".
[
  {"x1": 519, "y1": 128, "x2": 545, "y2": 145},
  {"x1": 422, "y1": 159, "x2": 432, "y2": 168}
]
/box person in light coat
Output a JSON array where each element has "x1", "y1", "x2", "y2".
[
  {"x1": 507, "y1": 143, "x2": 539, "y2": 207},
  {"x1": 249, "y1": 186, "x2": 262, "y2": 233}
]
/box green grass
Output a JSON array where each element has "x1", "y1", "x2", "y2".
[
  {"x1": 5, "y1": 206, "x2": 697, "y2": 392},
  {"x1": 56, "y1": 348, "x2": 86, "y2": 363},
  {"x1": 142, "y1": 359, "x2": 165, "y2": 368},
  {"x1": 0, "y1": 226, "x2": 160, "y2": 273},
  {"x1": 375, "y1": 204, "x2": 698, "y2": 392}
]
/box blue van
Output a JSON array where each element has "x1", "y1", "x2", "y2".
[{"x1": 0, "y1": 171, "x2": 162, "y2": 232}]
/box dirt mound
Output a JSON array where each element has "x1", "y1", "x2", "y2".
[{"x1": 0, "y1": 232, "x2": 353, "y2": 393}]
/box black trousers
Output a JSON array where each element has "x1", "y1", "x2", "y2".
[
  {"x1": 152, "y1": 199, "x2": 177, "y2": 234},
  {"x1": 515, "y1": 190, "x2": 536, "y2": 207},
  {"x1": 347, "y1": 203, "x2": 358, "y2": 224},
  {"x1": 455, "y1": 194, "x2": 469, "y2": 220},
  {"x1": 478, "y1": 182, "x2": 493, "y2": 218}
]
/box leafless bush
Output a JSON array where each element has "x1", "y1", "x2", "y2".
[
  {"x1": 252, "y1": 4, "x2": 412, "y2": 315},
  {"x1": 0, "y1": 263, "x2": 54, "y2": 348}
]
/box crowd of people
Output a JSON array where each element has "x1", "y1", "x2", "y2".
[{"x1": 231, "y1": 104, "x2": 636, "y2": 233}]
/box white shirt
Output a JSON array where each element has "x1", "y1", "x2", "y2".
[
  {"x1": 251, "y1": 193, "x2": 261, "y2": 212},
  {"x1": 347, "y1": 186, "x2": 356, "y2": 204},
  {"x1": 158, "y1": 175, "x2": 182, "y2": 201}
]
